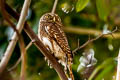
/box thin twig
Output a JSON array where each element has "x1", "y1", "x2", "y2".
[
  {"x1": 72, "y1": 27, "x2": 118, "y2": 54},
  {"x1": 5, "y1": 3, "x2": 68, "y2": 80},
  {"x1": 0, "y1": 0, "x2": 31, "y2": 74},
  {"x1": 19, "y1": 36, "x2": 26, "y2": 80},
  {"x1": 8, "y1": 41, "x2": 33, "y2": 71},
  {"x1": 77, "y1": 38, "x2": 80, "y2": 48},
  {"x1": 51, "y1": 0, "x2": 58, "y2": 14},
  {"x1": 26, "y1": 41, "x2": 33, "y2": 50},
  {"x1": 116, "y1": 48, "x2": 120, "y2": 80}
]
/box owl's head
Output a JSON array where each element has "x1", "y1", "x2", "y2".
[{"x1": 40, "y1": 13, "x2": 61, "y2": 23}]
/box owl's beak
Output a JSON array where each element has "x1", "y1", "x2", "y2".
[{"x1": 53, "y1": 17, "x2": 56, "y2": 21}]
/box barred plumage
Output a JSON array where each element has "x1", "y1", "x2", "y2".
[{"x1": 38, "y1": 13, "x2": 74, "y2": 80}]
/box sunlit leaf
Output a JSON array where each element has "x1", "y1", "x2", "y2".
[
  {"x1": 95, "y1": 65, "x2": 115, "y2": 80},
  {"x1": 88, "y1": 58, "x2": 116, "y2": 80},
  {"x1": 96, "y1": 0, "x2": 110, "y2": 21},
  {"x1": 76, "y1": 0, "x2": 90, "y2": 12}
]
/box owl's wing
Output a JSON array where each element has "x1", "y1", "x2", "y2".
[
  {"x1": 43, "y1": 22, "x2": 74, "y2": 80},
  {"x1": 44, "y1": 23, "x2": 71, "y2": 54}
]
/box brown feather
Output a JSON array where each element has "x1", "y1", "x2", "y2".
[{"x1": 38, "y1": 13, "x2": 74, "y2": 80}]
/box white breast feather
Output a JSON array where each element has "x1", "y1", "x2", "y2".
[
  {"x1": 43, "y1": 37, "x2": 52, "y2": 50},
  {"x1": 41, "y1": 36, "x2": 67, "y2": 70}
]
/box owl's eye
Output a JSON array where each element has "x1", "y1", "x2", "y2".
[
  {"x1": 57, "y1": 18, "x2": 61, "y2": 22},
  {"x1": 45, "y1": 15, "x2": 48, "y2": 18},
  {"x1": 45, "y1": 15, "x2": 52, "y2": 20},
  {"x1": 47, "y1": 15, "x2": 51, "y2": 18}
]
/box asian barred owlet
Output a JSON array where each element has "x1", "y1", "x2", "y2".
[{"x1": 38, "y1": 13, "x2": 74, "y2": 80}]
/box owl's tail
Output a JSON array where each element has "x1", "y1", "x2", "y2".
[{"x1": 67, "y1": 53, "x2": 74, "y2": 80}]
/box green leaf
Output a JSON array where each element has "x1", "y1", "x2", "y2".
[
  {"x1": 95, "y1": 65, "x2": 115, "y2": 80},
  {"x1": 76, "y1": 0, "x2": 90, "y2": 12},
  {"x1": 96, "y1": 0, "x2": 110, "y2": 21},
  {"x1": 88, "y1": 58, "x2": 116, "y2": 80}
]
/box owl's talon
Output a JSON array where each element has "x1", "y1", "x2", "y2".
[
  {"x1": 49, "y1": 64, "x2": 53, "y2": 68},
  {"x1": 47, "y1": 60, "x2": 53, "y2": 68},
  {"x1": 45, "y1": 57, "x2": 53, "y2": 68},
  {"x1": 64, "y1": 66, "x2": 67, "y2": 74},
  {"x1": 44, "y1": 57, "x2": 47, "y2": 61}
]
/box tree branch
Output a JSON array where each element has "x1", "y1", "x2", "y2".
[
  {"x1": 9, "y1": 0, "x2": 62, "y2": 71},
  {"x1": 72, "y1": 27, "x2": 118, "y2": 54},
  {"x1": 4, "y1": 3, "x2": 68, "y2": 80},
  {"x1": 51, "y1": 0, "x2": 58, "y2": 14},
  {"x1": 0, "y1": 1, "x2": 28, "y2": 79},
  {"x1": 64, "y1": 27, "x2": 120, "y2": 39},
  {"x1": 0, "y1": 0, "x2": 31, "y2": 74}
]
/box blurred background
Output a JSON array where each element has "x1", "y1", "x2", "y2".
[{"x1": 0, "y1": 0, "x2": 120, "y2": 80}]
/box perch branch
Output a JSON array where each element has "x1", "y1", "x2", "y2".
[
  {"x1": 8, "y1": 0, "x2": 59, "y2": 71},
  {"x1": 8, "y1": 0, "x2": 60, "y2": 70},
  {"x1": 116, "y1": 49, "x2": 120, "y2": 80},
  {"x1": 8, "y1": 0, "x2": 60, "y2": 72},
  {"x1": 72, "y1": 27, "x2": 118, "y2": 54},
  {"x1": 0, "y1": 0, "x2": 31, "y2": 74},
  {"x1": 51, "y1": 0, "x2": 58, "y2": 14},
  {"x1": 9, "y1": 0, "x2": 60, "y2": 71},
  {"x1": 5, "y1": 3, "x2": 68, "y2": 80}
]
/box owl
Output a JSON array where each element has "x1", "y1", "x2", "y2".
[{"x1": 38, "y1": 13, "x2": 74, "y2": 80}]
